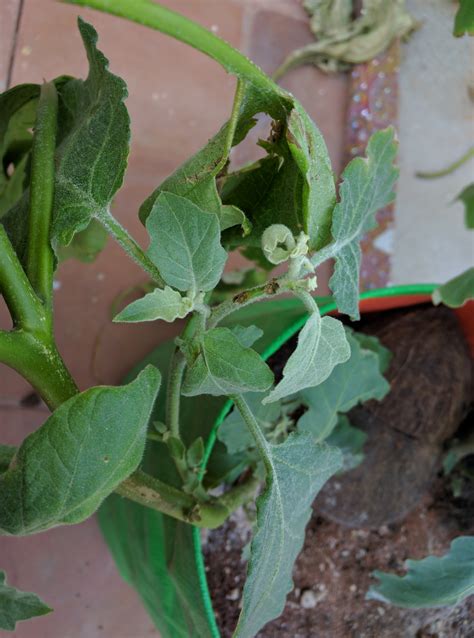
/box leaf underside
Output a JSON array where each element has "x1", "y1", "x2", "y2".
[
  {"x1": 367, "y1": 536, "x2": 474, "y2": 608},
  {"x1": 432, "y1": 268, "x2": 474, "y2": 308},
  {"x1": 235, "y1": 434, "x2": 342, "y2": 637},
  {"x1": 327, "y1": 127, "x2": 398, "y2": 319}
]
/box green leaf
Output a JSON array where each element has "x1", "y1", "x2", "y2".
[
  {"x1": 82, "y1": 0, "x2": 336, "y2": 255},
  {"x1": 99, "y1": 341, "x2": 225, "y2": 638},
  {"x1": 0, "y1": 366, "x2": 160, "y2": 535},
  {"x1": 50, "y1": 18, "x2": 130, "y2": 249},
  {"x1": 454, "y1": 0, "x2": 474, "y2": 36},
  {"x1": 218, "y1": 392, "x2": 281, "y2": 454},
  {"x1": 186, "y1": 437, "x2": 205, "y2": 467},
  {"x1": 56, "y1": 218, "x2": 108, "y2": 263},
  {"x1": 326, "y1": 415, "x2": 367, "y2": 472},
  {"x1": 297, "y1": 329, "x2": 389, "y2": 440},
  {"x1": 114, "y1": 286, "x2": 192, "y2": 323},
  {"x1": 367, "y1": 536, "x2": 474, "y2": 608},
  {"x1": 0, "y1": 571, "x2": 52, "y2": 631},
  {"x1": 263, "y1": 314, "x2": 350, "y2": 404},
  {"x1": 432, "y1": 268, "x2": 474, "y2": 308},
  {"x1": 182, "y1": 328, "x2": 273, "y2": 397},
  {"x1": 166, "y1": 436, "x2": 185, "y2": 461},
  {"x1": 349, "y1": 329, "x2": 392, "y2": 373},
  {"x1": 287, "y1": 101, "x2": 335, "y2": 249},
  {"x1": 229, "y1": 324, "x2": 263, "y2": 348},
  {"x1": 139, "y1": 108, "x2": 253, "y2": 234},
  {"x1": 235, "y1": 431, "x2": 342, "y2": 637},
  {"x1": 0, "y1": 446, "x2": 15, "y2": 474},
  {"x1": 455, "y1": 183, "x2": 474, "y2": 229},
  {"x1": 223, "y1": 121, "x2": 334, "y2": 255},
  {"x1": 317, "y1": 127, "x2": 398, "y2": 320},
  {"x1": 146, "y1": 191, "x2": 227, "y2": 293}
]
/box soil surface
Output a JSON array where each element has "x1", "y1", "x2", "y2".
[{"x1": 204, "y1": 305, "x2": 474, "y2": 637}]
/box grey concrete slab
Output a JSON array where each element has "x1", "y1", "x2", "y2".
[{"x1": 393, "y1": 0, "x2": 474, "y2": 285}]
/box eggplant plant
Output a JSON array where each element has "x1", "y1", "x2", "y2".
[{"x1": 1, "y1": 1, "x2": 472, "y2": 634}]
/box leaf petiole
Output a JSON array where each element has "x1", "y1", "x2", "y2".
[{"x1": 97, "y1": 208, "x2": 165, "y2": 286}]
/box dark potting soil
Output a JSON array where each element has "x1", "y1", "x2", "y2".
[{"x1": 203, "y1": 305, "x2": 474, "y2": 637}]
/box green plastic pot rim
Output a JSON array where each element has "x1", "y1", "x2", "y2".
[{"x1": 192, "y1": 283, "x2": 438, "y2": 638}]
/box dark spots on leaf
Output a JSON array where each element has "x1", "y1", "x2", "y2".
[{"x1": 103, "y1": 456, "x2": 110, "y2": 463}]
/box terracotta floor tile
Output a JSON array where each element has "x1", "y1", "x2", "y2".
[
  {"x1": 0, "y1": 2, "x2": 345, "y2": 636},
  {"x1": 0, "y1": 0, "x2": 21, "y2": 90}
]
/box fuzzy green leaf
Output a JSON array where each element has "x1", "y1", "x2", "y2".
[
  {"x1": 287, "y1": 101, "x2": 335, "y2": 249},
  {"x1": 316, "y1": 128, "x2": 398, "y2": 319},
  {"x1": 349, "y1": 330, "x2": 392, "y2": 373},
  {"x1": 51, "y1": 18, "x2": 130, "y2": 249},
  {"x1": 56, "y1": 219, "x2": 108, "y2": 263},
  {"x1": 297, "y1": 329, "x2": 389, "y2": 439},
  {"x1": 326, "y1": 415, "x2": 367, "y2": 472},
  {"x1": 454, "y1": 0, "x2": 474, "y2": 37},
  {"x1": 81, "y1": 0, "x2": 336, "y2": 254},
  {"x1": 182, "y1": 328, "x2": 273, "y2": 397},
  {"x1": 264, "y1": 314, "x2": 350, "y2": 404},
  {"x1": 367, "y1": 536, "x2": 474, "y2": 608},
  {"x1": 218, "y1": 392, "x2": 281, "y2": 454},
  {"x1": 0, "y1": 366, "x2": 160, "y2": 535},
  {"x1": 0, "y1": 447, "x2": 16, "y2": 474},
  {"x1": 114, "y1": 286, "x2": 192, "y2": 323},
  {"x1": 229, "y1": 324, "x2": 264, "y2": 348},
  {"x1": 432, "y1": 268, "x2": 474, "y2": 308},
  {"x1": 235, "y1": 432, "x2": 342, "y2": 637},
  {"x1": 455, "y1": 183, "x2": 474, "y2": 229},
  {"x1": 146, "y1": 191, "x2": 227, "y2": 293},
  {"x1": 0, "y1": 571, "x2": 52, "y2": 631}
]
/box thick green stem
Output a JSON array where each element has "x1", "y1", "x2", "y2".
[
  {"x1": 26, "y1": 82, "x2": 58, "y2": 312},
  {"x1": 219, "y1": 472, "x2": 259, "y2": 512},
  {"x1": 166, "y1": 349, "x2": 186, "y2": 439},
  {"x1": 118, "y1": 468, "x2": 258, "y2": 528},
  {"x1": 97, "y1": 209, "x2": 165, "y2": 286},
  {"x1": 0, "y1": 226, "x2": 48, "y2": 334},
  {"x1": 0, "y1": 330, "x2": 78, "y2": 410},
  {"x1": 208, "y1": 278, "x2": 284, "y2": 328},
  {"x1": 63, "y1": 0, "x2": 290, "y2": 117}
]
